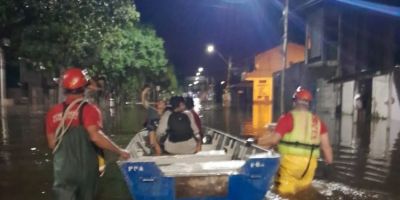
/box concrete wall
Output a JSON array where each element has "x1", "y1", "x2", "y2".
[
  {"x1": 341, "y1": 81, "x2": 355, "y2": 115},
  {"x1": 254, "y1": 43, "x2": 305, "y2": 76}
]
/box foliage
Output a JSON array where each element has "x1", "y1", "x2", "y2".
[
  {"x1": 0, "y1": 0, "x2": 178, "y2": 99},
  {"x1": 96, "y1": 25, "x2": 168, "y2": 96}
]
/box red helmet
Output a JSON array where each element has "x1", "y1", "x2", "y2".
[
  {"x1": 62, "y1": 67, "x2": 89, "y2": 90},
  {"x1": 293, "y1": 87, "x2": 312, "y2": 102}
]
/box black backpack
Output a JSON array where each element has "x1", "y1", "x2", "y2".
[{"x1": 167, "y1": 112, "x2": 194, "y2": 142}]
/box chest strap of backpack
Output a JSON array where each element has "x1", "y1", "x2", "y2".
[{"x1": 280, "y1": 140, "x2": 320, "y2": 149}]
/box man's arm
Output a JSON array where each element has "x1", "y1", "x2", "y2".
[
  {"x1": 141, "y1": 87, "x2": 151, "y2": 109},
  {"x1": 257, "y1": 113, "x2": 292, "y2": 148},
  {"x1": 185, "y1": 111, "x2": 201, "y2": 152},
  {"x1": 185, "y1": 111, "x2": 200, "y2": 135},
  {"x1": 46, "y1": 133, "x2": 56, "y2": 150},
  {"x1": 45, "y1": 110, "x2": 57, "y2": 150},
  {"x1": 320, "y1": 133, "x2": 333, "y2": 164},
  {"x1": 257, "y1": 133, "x2": 281, "y2": 148},
  {"x1": 149, "y1": 131, "x2": 162, "y2": 155},
  {"x1": 86, "y1": 125, "x2": 130, "y2": 159},
  {"x1": 156, "y1": 112, "x2": 169, "y2": 136}
]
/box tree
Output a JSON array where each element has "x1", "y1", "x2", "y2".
[
  {"x1": 18, "y1": 0, "x2": 140, "y2": 70},
  {"x1": 97, "y1": 25, "x2": 168, "y2": 97},
  {"x1": 1, "y1": 0, "x2": 175, "y2": 100}
]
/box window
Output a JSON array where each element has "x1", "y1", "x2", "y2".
[{"x1": 307, "y1": 8, "x2": 323, "y2": 60}]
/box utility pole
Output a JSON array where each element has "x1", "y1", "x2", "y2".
[
  {"x1": 226, "y1": 56, "x2": 232, "y2": 91},
  {"x1": 0, "y1": 40, "x2": 8, "y2": 140},
  {"x1": 280, "y1": 0, "x2": 289, "y2": 114},
  {"x1": 0, "y1": 46, "x2": 6, "y2": 109}
]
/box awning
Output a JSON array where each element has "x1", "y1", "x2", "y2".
[
  {"x1": 244, "y1": 70, "x2": 271, "y2": 80},
  {"x1": 336, "y1": 0, "x2": 400, "y2": 18}
]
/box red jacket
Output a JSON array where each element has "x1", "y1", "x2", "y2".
[{"x1": 190, "y1": 110, "x2": 203, "y2": 138}]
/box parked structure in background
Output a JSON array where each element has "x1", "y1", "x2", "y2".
[
  {"x1": 272, "y1": 0, "x2": 400, "y2": 149},
  {"x1": 243, "y1": 43, "x2": 304, "y2": 134},
  {"x1": 6, "y1": 62, "x2": 57, "y2": 106},
  {"x1": 246, "y1": 43, "x2": 304, "y2": 105}
]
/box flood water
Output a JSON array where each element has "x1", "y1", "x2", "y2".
[{"x1": 0, "y1": 102, "x2": 400, "y2": 200}]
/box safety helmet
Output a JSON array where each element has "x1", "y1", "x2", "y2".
[
  {"x1": 62, "y1": 67, "x2": 90, "y2": 90},
  {"x1": 292, "y1": 87, "x2": 312, "y2": 102}
]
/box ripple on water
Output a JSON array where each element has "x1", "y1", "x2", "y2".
[{"x1": 265, "y1": 180, "x2": 393, "y2": 200}]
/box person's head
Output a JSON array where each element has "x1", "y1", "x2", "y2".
[
  {"x1": 292, "y1": 87, "x2": 312, "y2": 110},
  {"x1": 184, "y1": 97, "x2": 194, "y2": 110},
  {"x1": 62, "y1": 67, "x2": 90, "y2": 96},
  {"x1": 169, "y1": 96, "x2": 186, "y2": 112},
  {"x1": 156, "y1": 99, "x2": 167, "y2": 111}
]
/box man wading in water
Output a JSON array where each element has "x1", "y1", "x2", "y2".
[
  {"x1": 46, "y1": 67, "x2": 130, "y2": 200},
  {"x1": 258, "y1": 87, "x2": 333, "y2": 196}
]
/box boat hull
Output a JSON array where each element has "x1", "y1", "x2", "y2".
[{"x1": 119, "y1": 127, "x2": 280, "y2": 200}]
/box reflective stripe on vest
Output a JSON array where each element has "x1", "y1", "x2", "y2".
[{"x1": 278, "y1": 111, "x2": 321, "y2": 158}]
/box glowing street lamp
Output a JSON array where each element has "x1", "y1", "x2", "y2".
[
  {"x1": 195, "y1": 77, "x2": 200, "y2": 81},
  {"x1": 205, "y1": 44, "x2": 232, "y2": 90},
  {"x1": 194, "y1": 81, "x2": 199, "y2": 85},
  {"x1": 196, "y1": 72, "x2": 200, "y2": 76},
  {"x1": 206, "y1": 44, "x2": 215, "y2": 54},
  {"x1": 188, "y1": 84, "x2": 193, "y2": 87},
  {"x1": 198, "y1": 67, "x2": 204, "y2": 72}
]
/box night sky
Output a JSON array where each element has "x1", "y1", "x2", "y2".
[
  {"x1": 135, "y1": 0, "x2": 400, "y2": 84},
  {"x1": 135, "y1": 0, "x2": 294, "y2": 83}
]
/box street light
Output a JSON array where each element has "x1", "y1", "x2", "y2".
[
  {"x1": 198, "y1": 67, "x2": 204, "y2": 72},
  {"x1": 206, "y1": 44, "x2": 215, "y2": 54},
  {"x1": 194, "y1": 81, "x2": 199, "y2": 85},
  {"x1": 195, "y1": 77, "x2": 200, "y2": 81},
  {"x1": 196, "y1": 72, "x2": 200, "y2": 76},
  {"x1": 205, "y1": 44, "x2": 232, "y2": 90}
]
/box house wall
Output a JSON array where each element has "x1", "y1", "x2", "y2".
[
  {"x1": 340, "y1": 9, "x2": 397, "y2": 76},
  {"x1": 254, "y1": 43, "x2": 305, "y2": 76},
  {"x1": 247, "y1": 43, "x2": 306, "y2": 106}
]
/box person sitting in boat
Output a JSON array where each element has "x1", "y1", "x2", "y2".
[
  {"x1": 257, "y1": 87, "x2": 333, "y2": 196},
  {"x1": 185, "y1": 97, "x2": 203, "y2": 139},
  {"x1": 156, "y1": 96, "x2": 201, "y2": 154},
  {"x1": 146, "y1": 99, "x2": 167, "y2": 155},
  {"x1": 140, "y1": 85, "x2": 170, "y2": 155}
]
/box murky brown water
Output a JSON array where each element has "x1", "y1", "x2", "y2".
[{"x1": 0, "y1": 103, "x2": 400, "y2": 200}]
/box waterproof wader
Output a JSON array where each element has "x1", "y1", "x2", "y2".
[
  {"x1": 53, "y1": 103, "x2": 99, "y2": 200},
  {"x1": 276, "y1": 111, "x2": 321, "y2": 195}
]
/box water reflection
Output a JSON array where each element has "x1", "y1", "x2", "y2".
[
  {"x1": 202, "y1": 104, "x2": 400, "y2": 199},
  {"x1": 1, "y1": 103, "x2": 400, "y2": 199},
  {"x1": 242, "y1": 104, "x2": 272, "y2": 137},
  {"x1": 321, "y1": 116, "x2": 400, "y2": 199},
  {"x1": 1, "y1": 105, "x2": 8, "y2": 145}
]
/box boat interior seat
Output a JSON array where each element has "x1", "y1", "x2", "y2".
[
  {"x1": 159, "y1": 160, "x2": 246, "y2": 177},
  {"x1": 127, "y1": 150, "x2": 232, "y2": 166},
  {"x1": 199, "y1": 144, "x2": 218, "y2": 151}
]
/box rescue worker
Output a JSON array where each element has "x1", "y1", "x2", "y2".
[
  {"x1": 46, "y1": 67, "x2": 130, "y2": 200},
  {"x1": 156, "y1": 96, "x2": 201, "y2": 154},
  {"x1": 258, "y1": 87, "x2": 333, "y2": 196}
]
